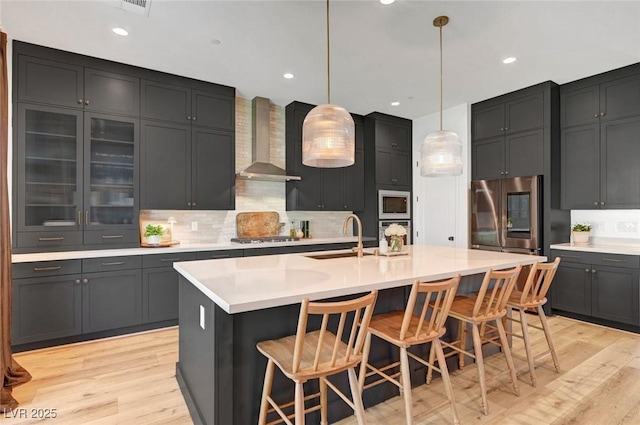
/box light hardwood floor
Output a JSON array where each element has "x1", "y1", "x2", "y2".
[{"x1": 5, "y1": 314, "x2": 640, "y2": 425}]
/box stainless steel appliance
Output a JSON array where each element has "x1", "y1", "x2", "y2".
[
  {"x1": 470, "y1": 175, "x2": 540, "y2": 254},
  {"x1": 378, "y1": 190, "x2": 411, "y2": 220},
  {"x1": 379, "y1": 220, "x2": 412, "y2": 244}
]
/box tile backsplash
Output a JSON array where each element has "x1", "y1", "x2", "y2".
[
  {"x1": 141, "y1": 97, "x2": 353, "y2": 243},
  {"x1": 571, "y1": 210, "x2": 640, "y2": 239}
]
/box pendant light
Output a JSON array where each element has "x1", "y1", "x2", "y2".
[
  {"x1": 302, "y1": 0, "x2": 355, "y2": 168},
  {"x1": 420, "y1": 16, "x2": 463, "y2": 177}
]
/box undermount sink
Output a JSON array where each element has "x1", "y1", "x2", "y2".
[{"x1": 306, "y1": 251, "x2": 374, "y2": 260}]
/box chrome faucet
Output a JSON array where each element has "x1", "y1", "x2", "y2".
[{"x1": 343, "y1": 214, "x2": 364, "y2": 258}]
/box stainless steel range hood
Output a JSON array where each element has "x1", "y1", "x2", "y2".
[{"x1": 236, "y1": 97, "x2": 301, "y2": 182}]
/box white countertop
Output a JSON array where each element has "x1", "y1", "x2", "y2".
[
  {"x1": 551, "y1": 241, "x2": 640, "y2": 256},
  {"x1": 11, "y1": 237, "x2": 368, "y2": 263},
  {"x1": 174, "y1": 244, "x2": 546, "y2": 314}
]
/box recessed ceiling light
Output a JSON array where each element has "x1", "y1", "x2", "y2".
[
  {"x1": 503, "y1": 57, "x2": 517, "y2": 64},
  {"x1": 283, "y1": 73, "x2": 294, "y2": 79},
  {"x1": 380, "y1": 0, "x2": 395, "y2": 4},
  {"x1": 112, "y1": 28, "x2": 128, "y2": 36},
  {"x1": 391, "y1": 101, "x2": 400, "y2": 106}
]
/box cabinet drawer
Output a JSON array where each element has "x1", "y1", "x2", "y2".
[
  {"x1": 143, "y1": 252, "x2": 197, "y2": 268},
  {"x1": 588, "y1": 253, "x2": 640, "y2": 269},
  {"x1": 13, "y1": 260, "x2": 81, "y2": 279},
  {"x1": 16, "y1": 231, "x2": 83, "y2": 250},
  {"x1": 82, "y1": 256, "x2": 142, "y2": 273},
  {"x1": 83, "y1": 230, "x2": 140, "y2": 246},
  {"x1": 196, "y1": 249, "x2": 243, "y2": 260},
  {"x1": 551, "y1": 250, "x2": 587, "y2": 263}
]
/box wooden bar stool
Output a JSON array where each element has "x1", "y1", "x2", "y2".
[
  {"x1": 428, "y1": 266, "x2": 521, "y2": 416},
  {"x1": 358, "y1": 275, "x2": 461, "y2": 425},
  {"x1": 256, "y1": 290, "x2": 378, "y2": 425},
  {"x1": 496, "y1": 258, "x2": 561, "y2": 387}
]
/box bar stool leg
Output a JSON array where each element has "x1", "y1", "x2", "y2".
[
  {"x1": 433, "y1": 339, "x2": 460, "y2": 425},
  {"x1": 519, "y1": 308, "x2": 537, "y2": 386},
  {"x1": 348, "y1": 368, "x2": 368, "y2": 425},
  {"x1": 258, "y1": 359, "x2": 275, "y2": 425},
  {"x1": 496, "y1": 318, "x2": 520, "y2": 396},
  {"x1": 426, "y1": 341, "x2": 435, "y2": 384},
  {"x1": 399, "y1": 347, "x2": 414, "y2": 424},
  {"x1": 459, "y1": 320, "x2": 467, "y2": 369},
  {"x1": 471, "y1": 323, "x2": 489, "y2": 416},
  {"x1": 320, "y1": 377, "x2": 328, "y2": 425},
  {"x1": 295, "y1": 381, "x2": 305, "y2": 425},
  {"x1": 358, "y1": 332, "x2": 372, "y2": 392},
  {"x1": 538, "y1": 305, "x2": 560, "y2": 373}
]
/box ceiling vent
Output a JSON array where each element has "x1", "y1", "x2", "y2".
[{"x1": 118, "y1": 0, "x2": 152, "y2": 17}]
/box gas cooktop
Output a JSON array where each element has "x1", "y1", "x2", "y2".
[{"x1": 230, "y1": 236, "x2": 300, "y2": 244}]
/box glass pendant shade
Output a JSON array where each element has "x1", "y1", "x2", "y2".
[
  {"x1": 302, "y1": 103, "x2": 355, "y2": 167},
  {"x1": 420, "y1": 129, "x2": 462, "y2": 176}
]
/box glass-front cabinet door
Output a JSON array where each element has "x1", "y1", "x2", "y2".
[
  {"x1": 17, "y1": 103, "x2": 83, "y2": 231},
  {"x1": 84, "y1": 113, "x2": 138, "y2": 230}
]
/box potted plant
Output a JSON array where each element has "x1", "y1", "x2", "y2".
[
  {"x1": 144, "y1": 224, "x2": 165, "y2": 245},
  {"x1": 384, "y1": 223, "x2": 407, "y2": 252},
  {"x1": 572, "y1": 223, "x2": 592, "y2": 244}
]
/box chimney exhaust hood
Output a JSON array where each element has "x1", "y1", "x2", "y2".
[{"x1": 236, "y1": 97, "x2": 301, "y2": 182}]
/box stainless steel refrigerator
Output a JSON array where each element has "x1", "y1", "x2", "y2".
[{"x1": 470, "y1": 175, "x2": 541, "y2": 254}]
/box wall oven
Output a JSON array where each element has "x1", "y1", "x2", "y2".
[
  {"x1": 470, "y1": 175, "x2": 541, "y2": 254},
  {"x1": 378, "y1": 190, "x2": 411, "y2": 220}
]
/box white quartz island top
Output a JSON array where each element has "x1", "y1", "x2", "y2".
[{"x1": 174, "y1": 244, "x2": 546, "y2": 314}]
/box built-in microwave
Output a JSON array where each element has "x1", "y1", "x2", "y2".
[{"x1": 378, "y1": 190, "x2": 411, "y2": 220}]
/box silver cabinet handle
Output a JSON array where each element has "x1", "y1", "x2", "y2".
[
  {"x1": 101, "y1": 235, "x2": 124, "y2": 239},
  {"x1": 101, "y1": 261, "x2": 125, "y2": 266},
  {"x1": 500, "y1": 127, "x2": 505, "y2": 131},
  {"x1": 594, "y1": 201, "x2": 599, "y2": 206},
  {"x1": 78, "y1": 98, "x2": 83, "y2": 104},
  {"x1": 78, "y1": 210, "x2": 82, "y2": 225},
  {"x1": 204, "y1": 254, "x2": 230, "y2": 259},
  {"x1": 82, "y1": 278, "x2": 89, "y2": 284},
  {"x1": 85, "y1": 211, "x2": 89, "y2": 226},
  {"x1": 601, "y1": 258, "x2": 624, "y2": 263},
  {"x1": 600, "y1": 112, "x2": 605, "y2": 117},
  {"x1": 591, "y1": 269, "x2": 597, "y2": 273},
  {"x1": 561, "y1": 254, "x2": 581, "y2": 259},
  {"x1": 85, "y1": 99, "x2": 90, "y2": 105},
  {"x1": 601, "y1": 201, "x2": 605, "y2": 206},
  {"x1": 192, "y1": 116, "x2": 197, "y2": 121},
  {"x1": 594, "y1": 113, "x2": 599, "y2": 118},
  {"x1": 34, "y1": 266, "x2": 61, "y2": 272},
  {"x1": 38, "y1": 237, "x2": 64, "y2": 242},
  {"x1": 160, "y1": 257, "x2": 181, "y2": 262},
  {"x1": 187, "y1": 116, "x2": 192, "y2": 120},
  {"x1": 75, "y1": 279, "x2": 81, "y2": 284},
  {"x1": 585, "y1": 268, "x2": 590, "y2": 272},
  {"x1": 504, "y1": 127, "x2": 509, "y2": 131},
  {"x1": 192, "y1": 202, "x2": 197, "y2": 207}
]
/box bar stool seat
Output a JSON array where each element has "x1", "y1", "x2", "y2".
[
  {"x1": 359, "y1": 275, "x2": 461, "y2": 425},
  {"x1": 428, "y1": 266, "x2": 522, "y2": 416},
  {"x1": 257, "y1": 290, "x2": 378, "y2": 425}
]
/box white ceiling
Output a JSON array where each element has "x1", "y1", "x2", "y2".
[{"x1": 2, "y1": 0, "x2": 640, "y2": 120}]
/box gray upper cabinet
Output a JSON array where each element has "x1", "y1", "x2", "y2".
[
  {"x1": 560, "y1": 66, "x2": 640, "y2": 209},
  {"x1": 471, "y1": 88, "x2": 547, "y2": 181},
  {"x1": 367, "y1": 113, "x2": 412, "y2": 189},
  {"x1": 472, "y1": 126, "x2": 544, "y2": 180},
  {"x1": 140, "y1": 80, "x2": 236, "y2": 211},
  {"x1": 561, "y1": 74, "x2": 640, "y2": 128},
  {"x1": 14, "y1": 103, "x2": 140, "y2": 252},
  {"x1": 141, "y1": 80, "x2": 234, "y2": 132},
  {"x1": 17, "y1": 55, "x2": 139, "y2": 116},
  {"x1": 472, "y1": 92, "x2": 544, "y2": 140},
  {"x1": 140, "y1": 122, "x2": 235, "y2": 210}
]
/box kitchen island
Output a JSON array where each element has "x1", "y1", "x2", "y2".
[{"x1": 174, "y1": 244, "x2": 545, "y2": 425}]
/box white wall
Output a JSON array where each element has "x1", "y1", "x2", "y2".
[
  {"x1": 571, "y1": 209, "x2": 640, "y2": 240},
  {"x1": 412, "y1": 104, "x2": 470, "y2": 248}
]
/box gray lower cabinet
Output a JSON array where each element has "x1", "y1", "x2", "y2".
[
  {"x1": 142, "y1": 252, "x2": 198, "y2": 323},
  {"x1": 12, "y1": 261, "x2": 83, "y2": 345},
  {"x1": 551, "y1": 250, "x2": 640, "y2": 326},
  {"x1": 12, "y1": 256, "x2": 143, "y2": 345}
]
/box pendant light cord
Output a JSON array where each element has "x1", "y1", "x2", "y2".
[
  {"x1": 439, "y1": 22, "x2": 443, "y2": 131},
  {"x1": 326, "y1": 0, "x2": 331, "y2": 104}
]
